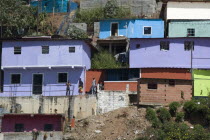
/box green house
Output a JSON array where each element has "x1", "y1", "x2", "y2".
[
  {"x1": 168, "y1": 20, "x2": 210, "y2": 37},
  {"x1": 194, "y1": 70, "x2": 210, "y2": 97}
]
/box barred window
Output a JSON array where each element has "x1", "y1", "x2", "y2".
[
  {"x1": 14, "y1": 46, "x2": 21, "y2": 54},
  {"x1": 148, "y1": 83, "x2": 157, "y2": 89},
  {"x1": 69, "y1": 47, "x2": 75, "y2": 53},
  {"x1": 187, "y1": 28, "x2": 195, "y2": 37},
  {"x1": 144, "y1": 27, "x2": 152, "y2": 35},
  {"x1": 42, "y1": 46, "x2": 49, "y2": 54},
  {"x1": 44, "y1": 124, "x2": 53, "y2": 131},
  {"x1": 169, "y1": 80, "x2": 175, "y2": 86},
  {"x1": 184, "y1": 41, "x2": 194, "y2": 51}
]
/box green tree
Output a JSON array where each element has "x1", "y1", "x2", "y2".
[
  {"x1": 104, "y1": 0, "x2": 119, "y2": 18},
  {"x1": 91, "y1": 51, "x2": 121, "y2": 69},
  {"x1": 0, "y1": 0, "x2": 37, "y2": 37},
  {"x1": 67, "y1": 25, "x2": 88, "y2": 39}
]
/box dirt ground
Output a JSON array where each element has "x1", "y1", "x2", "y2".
[{"x1": 64, "y1": 106, "x2": 151, "y2": 140}]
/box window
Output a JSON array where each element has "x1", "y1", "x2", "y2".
[
  {"x1": 184, "y1": 41, "x2": 194, "y2": 51},
  {"x1": 187, "y1": 28, "x2": 195, "y2": 37},
  {"x1": 44, "y1": 124, "x2": 53, "y2": 131},
  {"x1": 111, "y1": 23, "x2": 118, "y2": 36},
  {"x1": 15, "y1": 124, "x2": 24, "y2": 132},
  {"x1": 136, "y1": 44, "x2": 140, "y2": 49},
  {"x1": 148, "y1": 83, "x2": 157, "y2": 89},
  {"x1": 169, "y1": 80, "x2": 175, "y2": 86},
  {"x1": 11, "y1": 74, "x2": 21, "y2": 84},
  {"x1": 160, "y1": 41, "x2": 169, "y2": 51},
  {"x1": 58, "y1": 73, "x2": 67, "y2": 83},
  {"x1": 144, "y1": 27, "x2": 152, "y2": 35},
  {"x1": 42, "y1": 46, "x2": 49, "y2": 54},
  {"x1": 14, "y1": 46, "x2": 21, "y2": 54},
  {"x1": 69, "y1": 47, "x2": 75, "y2": 53}
]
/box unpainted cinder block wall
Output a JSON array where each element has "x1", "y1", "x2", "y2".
[{"x1": 140, "y1": 79, "x2": 192, "y2": 104}]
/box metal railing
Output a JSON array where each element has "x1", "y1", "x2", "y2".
[{"x1": 0, "y1": 84, "x2": 75, "y2": 97}]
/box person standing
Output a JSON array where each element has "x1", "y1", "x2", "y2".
[
  {"x1": 66, "y1": 80, "x2": 71, "y2": 96},
  {"x1": 91, "y1": 78, "x2": 96, "y2": 94}
]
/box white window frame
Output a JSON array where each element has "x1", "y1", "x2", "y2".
[
  {"x1": 14, "y1": 46, "x2": 22, "y2": 55},
  {"x1": 57, "y1": 72, "x2": 68, "y2": 83},
  {"x1": 69, "y1": 47, "x2": 76, "y2": 53},
  {"x1": 110, "y1": 22, "x2": 119, "y2": 36},
  {"x1": 10, "y1": 73, "x2": 22, "y2": 84},
  {"x1": 143, "y1": 26, "x2": 152, "y2": 35}
]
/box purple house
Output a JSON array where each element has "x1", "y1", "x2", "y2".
[
  {"x1": 130, "y1": 38, "x2": 210, "y2": 69},
  {"x1": 1, "y1": 38, "x2": 91, "y2": 97}
]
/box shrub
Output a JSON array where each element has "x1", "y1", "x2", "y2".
[
  {"x1": 146, "y1": 107, "x2": 157, "y2": 122},
  {"x1": 197, "y1": 104, "x2": 209, "y2": 117},
  {"x1": 169, "y1": 102, "x2": 181, "y2": 116},
  {"x1": 191, "y1": 125, "x2": 210, "y2": 140},
  {"x1": 151, "y1": 118, "x2": 162, "y2": 129},
  {"x1": 157, "y1": 108, "x2": 171, "y2": 123},
  {"x1": 66, "y1": 25, "x2": 88, "y2": 39},
  {"x1": 91, "y1": 50, "x2": 122, "y2": 69},
  {"x1": 175, "y1": 112, "x2": 185, "y2": 122},
  {"x1": 183, "y1": 100, "x2": 197, "y2": 116}
]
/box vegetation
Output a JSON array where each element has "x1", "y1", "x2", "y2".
[
  {"x1": 156, "y1": 108, "x2": 171, "y2": 123},
  {"x1": 139, "y1": 98, "x2": 210, "y2": 140},
  {"x1": 91, "y1": 50, "x2": 122, "y2": 69},
  {"x1": 0, "y1": 0, "x2": 56, "y2": 38},
  {"x1": 169, "y1": 102, "x2": 181, "y2": 116},
  {"x1": 74, "y1": 0, "x2": 131, "y2": 29},
  {"x1": 67, "y1": 25, "x2": 88, "y2": 39}
]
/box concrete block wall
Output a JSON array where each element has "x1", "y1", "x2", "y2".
[
  {"x1": 97, "y1": 91, "x2": 129, "y2": 114},
  {"x1": 3, "y1": 132, "x2": 63, "y2": 140},
  {"x1": 0, "y1": 95, "x2": 97, "y2": 120},
  {"x1": 140, "y1": 79, "x2": 192, "y2": 104}
]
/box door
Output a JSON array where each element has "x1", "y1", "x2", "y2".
[
  {"x1": 33, "y1": 74, "x2": 43, "y2": 95},
  {"x1": 111, "y1": 23, "x2": 118, "y2": 36}
]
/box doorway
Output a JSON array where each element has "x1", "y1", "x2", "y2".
[
  {"x1": 33, "y1": 74, "x2": 43, "y2": 95},
  {"x1": 111, "y1": 23, "x2": 118, "y2": 36}
]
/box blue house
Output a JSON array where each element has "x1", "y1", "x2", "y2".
[
  {"x1": 1, "y1": 37, "x2": 91, "y2": 97},
  {"x1": 99, "y1": 19, "x2": 164, "y2": 39}
]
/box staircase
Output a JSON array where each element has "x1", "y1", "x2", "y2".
[{"x1": 57, "y1": 10, "x2": 76, "y2": 36}]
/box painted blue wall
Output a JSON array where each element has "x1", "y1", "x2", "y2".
[
  {"x1": 1, "y1": 39, "x2": 91, "y2": 96},
  {"x1": 99, "y1": 19, "x2": 164, "y2": 39},
  {"x1": 30, "y1": 0, "x2": 78, "y2": 13}
]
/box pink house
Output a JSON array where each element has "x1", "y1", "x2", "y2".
[{"x1": 1, "y1": 114, "x2": 64, "y2": 132}]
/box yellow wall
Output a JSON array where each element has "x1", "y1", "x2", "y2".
[{"x1": 194, "y1": 70, "x2": 210, "y2": 96}]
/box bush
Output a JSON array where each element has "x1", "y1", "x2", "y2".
[
  {"x1": 157, "y1": 108, "x2": 171, "y2": 123},
  {"x1": 169, "y1": 102, "x2": 181, "y2": 116},
  {"x1": 175, "y1": 112, "x2": 185, "y2": 122},
  {"x1": 151, "y1": 118, "x2": 162, "y2": 129},
  {"x1": 191, "y1": 125, "x2": 210, "y2": 140},
  {"x1": 146, "y1": 107, "x2": 157, "y2": 122},
  {"x1": 183, "y1": 100, "x2": 197, "y2": 115},
  {"x1": 197, "y1": 104, "x2": 209, "y2": 117},
  {"x1": 66, "y1": 25, "x2": 88, "y2": 39},
  {"x1": 91, "y1": 51, "x2": 122, "y2": 69}
]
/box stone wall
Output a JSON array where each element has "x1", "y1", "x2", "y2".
[
  {"x1": 80, "y1": 0, "x2": 161, "y2": 18},
  {"x1": 97, "y1": 91, "x2": 129, "y2": 114},
  {"x1": 0, "y1": 95, "x2": 97, "y2": 120},
  {"x1": 3, "y1": 132, "x2": 63, "y2": 140}
]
